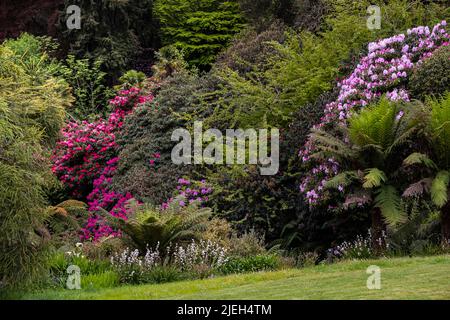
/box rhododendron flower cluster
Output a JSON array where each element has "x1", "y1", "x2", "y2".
[
  {"x1": 52, "y1": 87, "x2": 154, "y2": 240},
  {"x1": 299, "y1": 21, "x2": 449, "y2": 206},
  {"x1": 81, "y1": 157, "x2": 137, "y2": 241},
  {"x1": 51, "y1": 119, "x2": 117, "y2": 198},
  {"x1": 161, "y1": 178, "x2": 213, "y2": 210},
  {"x1": 109, "y1": 87, "x2": 154, "y2": 110}
]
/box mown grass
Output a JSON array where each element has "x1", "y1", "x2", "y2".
[{"x1": 23, "y1": 255, "x2": 450, "y2": 300}]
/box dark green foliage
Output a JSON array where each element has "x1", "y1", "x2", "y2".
[
  {"x1": 113, "y1": 71, "x2": 220, "y2": 204},
  {"x1": 219, "y1": 254, "x2": 280, "y2": 274},
  {"x1": 59, "y1": 0, "x2": 158, "y2": 80},
  {"x1": 409, "y1": 46, "x2": 450, "y2": 100},
  {"x1": 206, "y1": 90, "x2": 367, "y2": 250},
  {"x1": 216, "y1": 21, "x2": 287, "y2": 76},
  {"x1": 238, "y1": 0, "x2": 328, "y2": 32},
  {"x1": 154, "y1": 0, "x2": 245, "y2": 69}
]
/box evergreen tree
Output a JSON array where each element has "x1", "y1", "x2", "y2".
[
  {"x1": 154, "y1": 0, "x2": 245, "y2": 69},
  {"x1": 59, "y1": 0, "x2": 158, "y2": 80}
]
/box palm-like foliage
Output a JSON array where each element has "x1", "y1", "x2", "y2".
[
  {"x1": 403, "y1": 93, "x2": 450, "y2": 243},
  {"x1": 311, "y1": 98, "x2": 424, "y2": 226},
  {"x1": 117, "y1": 203, "x2": 212, "y2": 252}
]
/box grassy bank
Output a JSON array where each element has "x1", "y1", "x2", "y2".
[{"x1": 23, "y1": 255, "x2": 450, "y2": 300}]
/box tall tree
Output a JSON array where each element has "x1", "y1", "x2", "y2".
[
  {"x1": 154, "y1": 0, "x2": 244, "y2": 69},
  {"x1": 59, "y1": 0, "x2": 158, "y2": 80}
]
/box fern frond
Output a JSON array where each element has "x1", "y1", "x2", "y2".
[
  {"x1": 310, "y1": 128, "x2": 354, "y2": 160},
  {"x1": 402, "y1": 178, "x2": 433, "y2": 197},
  {"x1": 325, "y1": 171, "x2": 360, "y2": 189},
  {"x1": 375, "y1": 185, "x2": 407, "y2": 226},
  {"x1": 403, "y1": 152, "x2": 437, "y2": 169},
  {"x1": 343, "y1": 191, "x2": 372, "y2": 209},
  {"x1": 431, "y1": 170, "x2": 450, "y2": 208},
  {"x1": 363, "y1": 168, "x2": 386, "y2": 189}
]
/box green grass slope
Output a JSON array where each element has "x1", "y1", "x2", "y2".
[{"x1": 25, "y1": 255, "x2": 450, "y2": 300}]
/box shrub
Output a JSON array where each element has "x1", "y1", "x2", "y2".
[
  {"x1": 52, "y1": 87, "x2": 153, "y2": 198},
  {"x1": 409, "y1": 45, "x2": 450, "y2": 99},
  {"x1": 219, "y1": 254, "x2": 280, "y2": 274},
  {"x1": 227, "y1": 231, "x2": 267, "y2": 258},
  {"x1": 202, "y1": 218, "x2": 233, "y2": 248},
  {"x1": 0, "y1": 35, "x2": 71, "y2": 290},
  {"x1": 44, "y1": 200, "x2": 89, "y2": 246},
  {"x1": 81, "y1": 236, "x2": 127, "y2": 261},
  {"x1": 110, "y1": 240, "x2": 228, "y2": 284},
  {"x1": 151, "y1": 46, "x2": 189, "y2": 82},
  {"x1": 59, "y1": 55, "x2": 114, "y2": 120},
  {"x1": 118, "y1": 70, "x2": 147, "y2": 90},
  {"x1": 113, "y1": 71, "x2": 219, "y2": 205},
  {"x1": 300, "y1": 21, "x2": 449, "y2": 207}
]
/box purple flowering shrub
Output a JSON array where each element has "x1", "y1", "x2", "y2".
[
  {"x1": 161, "y1": 178, "x2": 213, "y2": 210},
  {"x1": 327, "y1": 230, "x2": 389, "y2": 260},
  {"x1": 300, "y1": 21, "x2": 449, "y2": 207}
]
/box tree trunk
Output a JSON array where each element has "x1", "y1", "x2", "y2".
[
  {"x1": 371, "y1": 207, "x2": 387, "y2": 255},
  {"x1": 441, "y1": 202, "x2": 450, "y2": 247}
]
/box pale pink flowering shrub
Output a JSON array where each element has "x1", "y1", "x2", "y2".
[{"x1": 300, "y1": 21, "x2": 449, "y2": 206}]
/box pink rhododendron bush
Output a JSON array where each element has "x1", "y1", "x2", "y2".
[
  {"x1": 300, "y1": 21, "x2": 449, "y2": 207},
  {"x1": 52, "y1": 87, "x2": 154, "y2": 240}
]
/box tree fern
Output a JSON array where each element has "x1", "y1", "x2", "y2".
[{"x1": 118, "y1": 205, "x2": 212, "y2": 252}]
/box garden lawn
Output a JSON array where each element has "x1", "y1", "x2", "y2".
[{"x1": 25, "y1": 255, "x2": 450, "y2": 300}]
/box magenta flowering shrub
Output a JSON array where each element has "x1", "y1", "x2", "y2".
[
  {"x1": 52, "y1": 89, "x2": 151, "y2": 197},
  {"x1": 53, "y1": 87, "x2": 154, "y2": 240},
  {"x1": 300, "y1": 21, "x2": 449, "y2": 206},
  {"x1": 51, "y1": 119, "x2": 117, "y2": 198},
  {"x1": 161, "y1": 178, "x2": 213, "y2": 210}
]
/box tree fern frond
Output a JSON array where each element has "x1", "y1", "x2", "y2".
[
  {"x1": 363, "y1": 168, "x2": 386, "y2": 189},
  {"x1": 402, "y1": 178, "x2": 433, "y2": 197},
  {"x1": 403, "y1": 152, "x2": 437, "y2": 169},
  {"x1": 375, "y1": 185, "x2": 407, "y2": 226},
  {"x1": 431, "y1": 170, "x2": 450, "y2": 208},
  {"x1": 343, "y1": 191, "x2": 372, "y2": 209},
  {"x1": 325, "y1": 171, "x2": 360, "y2": 189},
  {"x1": 310, "y1": 128, "x2": 354, "y2": 159}
]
